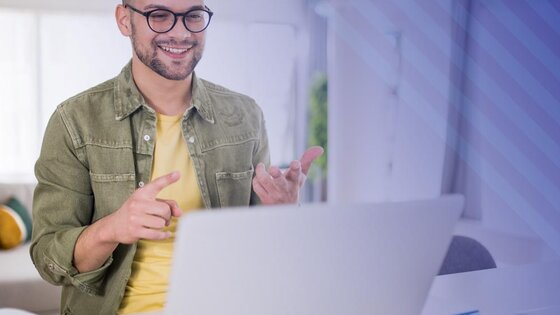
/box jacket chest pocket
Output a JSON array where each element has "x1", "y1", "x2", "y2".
[
  {"x1": 86, "y1": 144, "x2": 136, "y2": 220},
  {"x1": 90, "y1": 173, "x2": 136, "y2": 220},
  {"x1": 215, "y1": 167, "x2": 254, "y2": 208}
]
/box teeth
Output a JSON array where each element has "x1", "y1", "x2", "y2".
[{"x1": 160, "y1": 46, "x2": 189, "y2": 54}]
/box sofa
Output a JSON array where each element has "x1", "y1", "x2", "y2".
[{"x1": 0, "y1": 183, "x2": 61, "y2": 315}]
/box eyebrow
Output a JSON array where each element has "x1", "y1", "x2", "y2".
[{"x1": 143, "y1": 4, "x2": 206, "y2": 11}]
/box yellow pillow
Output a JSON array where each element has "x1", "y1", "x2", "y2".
[{"x1": 0, "y1": 197, "x2": 32, "y2": 250}]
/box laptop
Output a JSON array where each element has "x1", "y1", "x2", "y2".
[{"x1": 166, "y1": 195, "x2": 463, "y2": 315}]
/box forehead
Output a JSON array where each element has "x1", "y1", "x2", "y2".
[{"x1": 135, "y1": 0, "x2": 206, "y2": 10}]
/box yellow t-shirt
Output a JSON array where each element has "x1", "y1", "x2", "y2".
[{"x1": 119, "y1": 113, "x2": 204, "y2": 314}]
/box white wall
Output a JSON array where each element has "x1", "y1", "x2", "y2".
[
  {"x1": 199, "y1": 21, "x2": 302, "y2": 165},
  {"x1": 327, "y1": 0, "x2": 453, "y2": 203}
]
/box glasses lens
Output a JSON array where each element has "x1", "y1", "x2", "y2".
[
  {"x1": 148, "y1": 9, "x2": 175, "y2": 33},
  {"x1": 184, "y1": 10, "x2": 211, "y2": 32}
]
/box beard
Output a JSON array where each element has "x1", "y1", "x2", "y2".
[{"x1": 130, "y1": 22, "x2": 203, "y2": 81}]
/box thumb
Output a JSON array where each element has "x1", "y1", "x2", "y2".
[{"x1": 300, "y1": 146, "x2": 324, "y2": 175}]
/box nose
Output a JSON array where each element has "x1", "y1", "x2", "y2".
[{"x1": 167, "y1": 17, "x2": 192, "y2": 39}]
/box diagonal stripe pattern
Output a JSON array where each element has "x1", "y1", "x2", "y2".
[{"x1": 326, "y1": 0, "x2": 560, "y2": 255}]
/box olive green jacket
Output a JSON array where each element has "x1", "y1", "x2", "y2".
[{"x1": 30, "y1": 62, "x2": 270, "y2": 314}]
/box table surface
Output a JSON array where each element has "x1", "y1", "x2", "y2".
[{"x1": 421, "y1": 260, "x2": 560, "y2": 315}]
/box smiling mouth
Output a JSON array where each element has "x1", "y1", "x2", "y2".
[{"x1": 158, "y1": 44, "x2": 193, "y2": 55}]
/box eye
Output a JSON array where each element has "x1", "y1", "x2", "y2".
[
  {"x1": 186, "y1": 11, "x2": 204, "y2": 21},
  {"x1": 150, "y1": 10, "x2": 172, "y2": 22}
]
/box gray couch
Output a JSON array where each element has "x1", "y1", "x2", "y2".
[{"x1": 0, "y1": 183, "x2": 61, "y2": 315}]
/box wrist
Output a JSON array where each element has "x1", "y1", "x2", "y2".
[{"x1": 95, "y1": 214, "x2": 119, "y2": 245}]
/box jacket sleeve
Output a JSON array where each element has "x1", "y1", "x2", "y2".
[
  {"x1": 250, "y1": 107, "x2": 271, "y2": 206},
  {"x1": 30, "y1": 108, "x2": 113, "y2": 296}
]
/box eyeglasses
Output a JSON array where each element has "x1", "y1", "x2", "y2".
[{"x1": 125, "y1": 4, "x2": 214, "y2": 34}]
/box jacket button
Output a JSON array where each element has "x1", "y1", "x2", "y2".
[
  {"x1": 138, "y1": 181, "x2": 145, "y2": 188},
  {"x1": 143, "y1": 135, "x2": 151, "y2": 141},
  {"x1": 188, "y1": 136, "x2": 195, "y2": 144},
  {"x1": 48, "y1": 263, "x2": 54, "y2": 271}
]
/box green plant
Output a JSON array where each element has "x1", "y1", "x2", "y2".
[{"x1": 308, "y1": 74, "x2": 328, "y2": 179}]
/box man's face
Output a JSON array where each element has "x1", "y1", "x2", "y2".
[{"x1": 127, "y1": 0, "x2": 207, "y2": 81}]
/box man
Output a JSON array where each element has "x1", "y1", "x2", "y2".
[{"x1": 30, "y1": 0, "x2": 323, "y2": 314}]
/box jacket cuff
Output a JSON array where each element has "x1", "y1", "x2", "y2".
[{"x1": 40, "y1": 226, "x2": 114, "y2": 296}]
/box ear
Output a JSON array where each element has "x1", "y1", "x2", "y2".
[{"x1": 115, "y1": 4, "x2": 132, "y2": 37}]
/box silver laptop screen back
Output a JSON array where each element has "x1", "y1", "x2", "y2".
[{"x1": 166, "y1": 195, "x2": 463, "y2": 315}]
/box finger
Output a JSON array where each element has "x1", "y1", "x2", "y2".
[
  {"x1": 252, "y1": 179, "x2": 270, "y2": 203},
  {"x1": 255, "y1": 163, "x2": 270, "y2": 178},
  {"x1": 139, "y1": 228, "x2": 172, "y2": 241},
  {"x1": 158, "y1": 199, "x2": 183, "y2": 218},
  {"x1": 284, "y1": 160, "x2": 302, "y2": 182},
  {"x1": 256, "y1": 175, "x2": 277, "y2": 193},
  {"x1": 255, "y1": 163, "x2": 272, "y2": 184},
  {"x1": 300, "y1": 146, "x2": 324, "y2": 175},
  {"x1": 271, "y1": 173, "x2": 289, "y2": 192},
  {"x1": 142, "y1": 200, "x2": 173, "y2": 222},
  {"x1": 139, "y1": 214, "x2": 167, "y2": 230},
  {"x1": 252, "y1": 176, "x2": 269, "y2": 194},
  {"x1": 269, "y1": 166, "x2": 282, "y2": 179},
  {"x1": 255, "y1": 163, "x2": 294, "y2": 198},
  {"x1": 140, "y1": 171, "x2": 181, "y2": 199}
]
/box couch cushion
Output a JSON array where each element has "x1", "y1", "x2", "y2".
[
  {"x1": 0, "y1": 198, "x2": 33, "y2": 249},
  {"x1": 0, "y1": 183, "x2": 35, "y2": 217}
]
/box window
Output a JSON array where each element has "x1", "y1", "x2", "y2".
[
  {"x1": 0, "y1": 9, "x2": 131, "y2": 180},
  {"x1": 0, "y1": 10, "x2": 39, "y2": 180},
  {"x1": 38, "y1": 12, "x2": 131, "y2": 130}
]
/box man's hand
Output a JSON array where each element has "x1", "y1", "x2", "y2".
[
  {"x1": 74, "y1": 172, "x2": 184, "y2": 273},
  {"x1": 252, "y1": 146, "x2": 324, "y2": 204},
  {"x1": 105, "y1": 171, "x2": 183, "y2": 244}
]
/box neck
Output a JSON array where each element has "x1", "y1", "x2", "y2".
[{"x1": 131, "y1": 57, "x2": 193, "y2": 116}]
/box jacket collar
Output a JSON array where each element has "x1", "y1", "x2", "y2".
[
  {"x1": 114, "y1": 60, "x2": 215, "y2": 124},
  {"x1": 190, "y1": 72, "x2": 215, "y2": 124}
]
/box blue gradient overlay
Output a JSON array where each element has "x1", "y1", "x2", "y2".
[{"x1": 328, "y1": 0, "x2": 560, "y2": 254}]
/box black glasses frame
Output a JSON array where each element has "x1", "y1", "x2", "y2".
[{"x1": 125, "y1": 4, "x2": 214, "y2": 34}]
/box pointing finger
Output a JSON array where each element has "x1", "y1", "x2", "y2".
[{"x1": 140, "y1": 171, "x2": 180, "y2": 199}]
